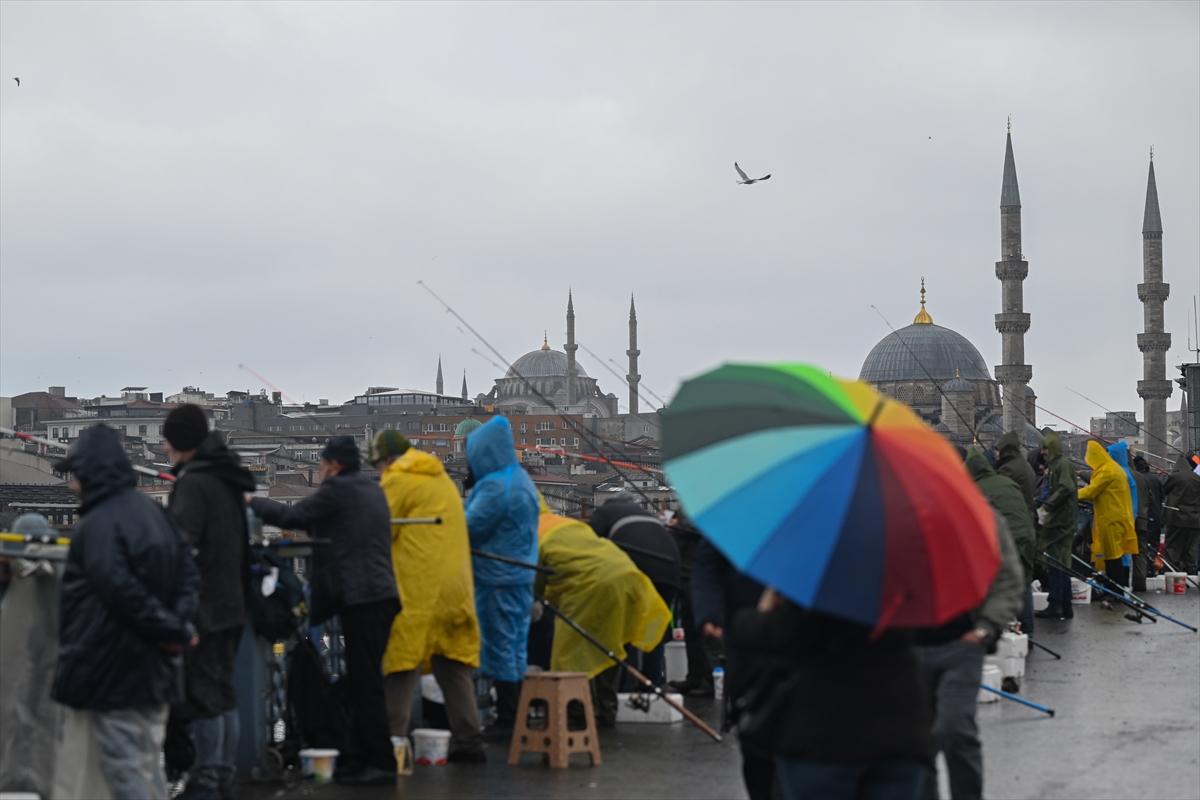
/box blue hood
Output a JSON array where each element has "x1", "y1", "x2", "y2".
[
  {"x1": 467, "y1": 417, "x2": 518, "y2": 479},
  {"x1": 1107, "y1": 441, "x2": 1138, "y2": 512}
]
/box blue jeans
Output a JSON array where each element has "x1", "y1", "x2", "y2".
[
  {"x1": 1046, "y1": 568, "x2": 1071, "y2": 609},
  {"x1": 92, "y1": 705, "x2": 170, "y2": 800},
  {"x1": 185, "y1": 709, "x2": 238, "y2": 798},
  {"x1": 775, "y1": 757, "x2": 926, "y2": 800}
]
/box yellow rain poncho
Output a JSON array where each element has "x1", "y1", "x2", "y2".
[
  {"x1": 535, "y1": 511, "x2": 671, "y2": 679},
  {"x1": 1078, "y1": 440, "x2": 1138, "y2": 567},
  {"x1": 380, "y1": 448, "x2": 480, "y2": 674}
]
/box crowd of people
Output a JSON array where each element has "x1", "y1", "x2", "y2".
[{"x1": 8, "y1": 401, "x2": 1199, "y2": 800}]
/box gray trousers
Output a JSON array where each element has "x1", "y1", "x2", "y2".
[
  {"x1": 915, "y1": 640, "x2": 985, "y2": 800},
  {"x1": 1165, "y1": 526, "x2": 1199, "y2": 574},
  {"x1": 54, "y1": 705, "x2": 169, "y2": 800},
  {"x1": 385, "y1": 655, "x2": 482, "y2": 751}
]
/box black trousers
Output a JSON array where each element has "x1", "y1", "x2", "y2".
[{"x1": 339, "y1": 598, "x2": 400, "y2": 774}]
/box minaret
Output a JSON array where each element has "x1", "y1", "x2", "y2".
[
  {"x1": 564, "y1": 291, "x2": 579, "y2": 406},
  {"x1": 627, "y1": 294, "x2": 641, "y2": 414},
  {"x1": 994, "y1": 120, "x2": 1033, "y2": 439},
  {"x1": 436, "y1": 357, "x2": 444, "y2": 395},
  {"x1": 461, "y1": 370, "x2": 469, "y2": 402},
  {"x1": 1138, "y1": 149, "x2": 1171, "y2": 458}
]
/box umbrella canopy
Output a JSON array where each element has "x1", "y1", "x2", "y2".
[{"x1": 663, "y1": 363, "x2": 999, "y2": 630}]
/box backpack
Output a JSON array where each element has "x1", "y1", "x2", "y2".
[
  {"x1": 248, "y1": 548, "x2": 308, "y2": 643},
  {"x1": 286, "y1": 635, "x2": 347, "y2": 750}
]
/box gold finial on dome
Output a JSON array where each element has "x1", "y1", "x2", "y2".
[
  {"x1": 955, "y1": 367, "x2": 961, "y2": 378},
  {"x1": 913, "y1": 278, "x2": 933, "y2": 324},
  {"x1": 541, "y1": 332, "x2": 550, "y2": 351}
]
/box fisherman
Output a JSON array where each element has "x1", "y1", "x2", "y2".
[
  {"x1": 369, "y1": 430, "x2": 485, "y2": 763},
  {"x1": 162, "y1": 405, "x2": 257, "y2": 800},
  {"x1": 1034, "y1": 432, "x2": 1079, "y2": 620},
  {"x1": 1130, "y1": 453, "x2": 1161, "y2": 591},
  {"x1": 668, "y1": 510, "x2": 718, "y2": 699},
  {"x1": 462, "y1": 417, "x2": 539, "y2": 738},
  {"x1": 965, "y1": 448, "x2": 1037, "y2": 637},
  {"x1": 1077, "y1": 441, "x2": 1138, "y2": 595},
  {"x1": 1162, "y1": 452, "x2": 1200, "y2": 574},
  {"x1": 249, "y1": 436, "x2": 398, "y2": 785},
  {"x1": 51, "y1": 425, "x2": 200, "y2": 800},
  {"x1": 536, "y1": 506, "x2": 672, "y2": 728},
  {"x1": 993, "y1": 430, "x2": 1037, "y2": 524},
  {"x1": 588, "y1": 493, "x2": 682, "y2": 684}
]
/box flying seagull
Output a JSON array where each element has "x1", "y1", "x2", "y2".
[
  {"x1": 12, "y1": 78, "x2": 18, "y2": 86},
  {"x1": 734, "y1": 162, "x2": 770, "y2": 185}
]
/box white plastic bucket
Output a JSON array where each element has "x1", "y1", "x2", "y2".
[
  {"x1": 299, "y1": 748, "x2": 339, "y2": 781},
  {"x1": 978, "y1": 664, "x2": 1002, "y2": 704},
  {"x1": 1070, "y1": 579, "x2": 1092, "y2": 604},
  {"x1": 1146, "y1": 574, "x2": 1166, "y2": 592},
  {"x1": 1032, "y1": 591, "x2": 1049, "y2": 612},
  {"x1": 411, "y1": 728, "x2": 451, "y2": 765},
  {"x1": 1165, "y1": 573, "x2": 1188, "y2": 594}
]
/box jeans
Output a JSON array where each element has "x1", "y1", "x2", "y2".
[
  {"x1": 93, "y1": 705, "x2": 170, "y2": 800},
  {"x1": 915, "y1": 639, "x2": 985, "y2": 800},
  {"x1": 1045, "y1": 568, "x2": 1071, "y2": 609},
  {"x1": 385, "y1": 655, "x2": 483, "y2": 751},
  {"x1": 774, "y1": 757, "x2": 926, "y2": 800},
  {"x1": 339, "y1": 599, "x2": 401, "y2": 774},
  {"x1": 184, "y1": 709, "x2": 238, "y2": 798}
]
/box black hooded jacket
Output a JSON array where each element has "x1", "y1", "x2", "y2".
[
  {"x1": 170, "y1": 432, "x2": 257, "y2": 634},
  {"x1": 994, "y1": 430, "x2": 1037, "y2": 522},
  {"x1": 52, "y1": 425, "x2": 200, "y2": 710},
  {"x1": 589, "y1": 500, "x2": 682, "y2": 595},
  {"x1": 1163, "y1": 455, "x2": 1200, "y2": 529}
]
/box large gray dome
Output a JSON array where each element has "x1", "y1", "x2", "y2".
[
  {"x1": 505, "y1": 347, "x2": 589, "y2": 379},
  {"x1": 860, "y1": 323, "x2": 992, "y2": 383}
]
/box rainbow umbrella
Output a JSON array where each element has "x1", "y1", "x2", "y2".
[{"x1": 662, "y1": 363, "x2": 999, "y2": 631}]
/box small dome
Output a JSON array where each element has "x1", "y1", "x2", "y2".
[
  {"x1": 505, "y1": 347, "x2": 589, "y2": 379},
  {"x1": 1024, "y1": 385, "x2": 1037, "y2": 398},
  {"x1": 934, "y1": 422, "x2": 951, "y2": 433},
  {"x1": 942, "y1": 369, "x2": 973, "y2": 394},
  {"x1": 860, "y1": 323, "x2": 992, "y2": 384},
  {"x1": 454, "y1": 418, "x2": 483, "y2": 438}
]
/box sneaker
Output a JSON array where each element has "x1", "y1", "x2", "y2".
[
  {"x1": 667, "y1": 679, "x2": 696, "y2": 693},
  {"x1": 1001, "y1": 676, "x2": 1020, "y2": 694},
  {"x1": 448, "y1": 747, "x2": 487, "y2": 764},
  {"x1": 1061, "y1": 604, "x2": 1074, "y2": 619},
  {"x1": 1034, "y1": 605, "x2": 1064, "y2": 619}
]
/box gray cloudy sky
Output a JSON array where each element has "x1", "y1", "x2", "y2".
[{"x1": 2, "y1": 2, "x2": 1198, "y2": 429}]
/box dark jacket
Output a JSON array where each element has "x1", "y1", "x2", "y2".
[
  {"x1": 249, "y1": 468, "x2": 397, "y2": 624},
  {"x1": 1130, "y1": 467, "x2": 1152, "y2": 536},
  {"x1": 169, "y1": 432, "x2": 256, "y2": 634},
  {"x1": 1134, "y1": 459, "x2": 1164, "y2": 537},
  {"x1": 995, "y1": 430, "x2": 1037, "y2": 523},
  {"x1": 589, "y1": 500, "x2": 682, "y2": 595},
  {"x1": 1038, "y1": 432, "x2": 1078, "y2": 563},
  {"x1": 690, "y1": 538, "x2": 766, "y2": 704},
  {"x1": 1162, "y1": 455, "x2": 1200, "y2": 529},
  {"x1": 52, "y1": 425, "x2": 200, "y2": 710},
  {"x1": 733, "y1": 600, "x2": 933, "y2": 764},
  {"x1": 967, "y1": 449, "x2": 1037, "y2": 584}
]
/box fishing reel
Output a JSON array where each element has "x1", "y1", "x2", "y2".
[{"x1": 624, "y1": 693, "x2": 654, "y2": 713}]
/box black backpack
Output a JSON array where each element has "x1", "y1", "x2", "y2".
[{"x1": 248, "y1": 548, "x2": 308, "y2": 643}]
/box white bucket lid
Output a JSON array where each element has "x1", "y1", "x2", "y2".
[
  {"x1": 299, "y1": 748, "x2": 340, "y2": 757},
  {"x1": 411, "y1": 728, "x2": 452, "y2": 740}
]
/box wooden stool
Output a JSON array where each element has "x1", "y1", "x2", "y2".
[{"x1": 507, "y1": 671, "x2": 602, "y2": 768}]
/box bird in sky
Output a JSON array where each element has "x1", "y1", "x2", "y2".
[
  {"x1": 734, "y1": 162, "x2": 770, "y2": 185},
  {"x1": 12, "y1": 78, "x2": 19, "y2": 86}
]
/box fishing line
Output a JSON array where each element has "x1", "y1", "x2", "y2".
[
  {"x1": 238, "y1": 363, "x2": 342, "y2": 439},
  {"x1": 1064, "y1": 386, "x2": 1178, "y2": 463},
  {"x1": 573, "y1": 339, "x2": 663, "y2": 410}
]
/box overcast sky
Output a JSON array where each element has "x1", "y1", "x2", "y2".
[{"x1": 2, "y1": 2, "x2": 1197, "y2": 430}]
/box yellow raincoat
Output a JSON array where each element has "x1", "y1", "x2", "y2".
[
  {"x1": 535, "y1": 512, "x2": 671, "y2": 679},
  {"x1": 1078, "y1": 440, "x2": 1138, "y2": 567},
  {"x1": 380, "y1": 448, "x2": 480, "y2": 674}
]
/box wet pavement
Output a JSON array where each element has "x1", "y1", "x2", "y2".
[{"x1": 239, "y1": 590, "x2": 1199, "y2": 800}]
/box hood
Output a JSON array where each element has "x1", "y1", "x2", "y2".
[
  {"x1": 177, "y1": 431, "x2": 257, "y2": 492},
  {"x1": 965, "y1": 448, "x2": 996, "y2": 483},
  {"x1": 1174, "y1": 454, "x2": 1196, "y2": 475},
  {"x1": 589, "y1": 500, "x2": 646, "y2": 538},
  {"x1": 994, "y1": 430, "x2": 1022, "y2": 464},
  {"x1": 64, "y1": 425, "x2": 136, "y2": 511},
  {"x1": 466, "y1": 417, "x2": 519, "y2": 479},
  {"x1": 1084, "y1": 440, "x2": 1114, "y2": 471},
  {"x1": 390, "y1": 446, "x2": 446, "y2": 477},
  {"x1": 1040, "y1": 431, "x2": 1063, "y2": 460},
  {"x1": 1106, "y1": 441, "x2": 1130, "y2": 469}
]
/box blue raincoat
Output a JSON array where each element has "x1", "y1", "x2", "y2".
[
  {"x1": 465, "y1": 417, "x2": 539, "y2": 681},
  {"x1": 1106, "y1": 442, "x2": 1137, "y2": 568}
]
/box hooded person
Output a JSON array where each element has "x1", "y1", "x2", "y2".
[
  {"x1": 1078, "y1": 441, "x2": 1139, "y2": 593},
  {"x1": 993, "y1": 430, "x2": 1037, "y2": 524},
  {"x1": 462, "y1": 417, "x2": 539, "y2": 735},
  {"x1": 1035, "y1": 431, "x2": 1079, "y2": 620},
  {"x1": 1129, "y1": 454, "x2": 1159, "y2": 591},
  {"x1": 1162, "y1": 453, "x2": 1200, "y2": 574},
  {"x1": 966, "y1": 448, "x2": 1038, "y2": 636},
  {"x1": 368, "y1": 430, "x2": 485, "y2": 763},
  {"x1": 50, "y1": 425, "x2": 200, "y2": 800},
  {"x1": 162, "y1": 405, "x2": 257, "y2": 800},
  {"x1": 535, "y1": 507, "x2": 672, "y2": 727}
]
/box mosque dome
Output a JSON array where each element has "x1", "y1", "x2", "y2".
[
  {"x1": 505, "y1": 337, "x2": 589, "y2": 380},
  {"x1": 454, "y1": 418, "x2": 483, "y2": 438},
  {"x1": 942, "y1": 372, "x2": 974, "y2": 394},
  {"x1": 859, "y1": 283, "x2": 992, "y2": 384}
]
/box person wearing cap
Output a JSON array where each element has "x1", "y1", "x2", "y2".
[
  {"x1": 50, "y1": 425, "x2": 200, "y2": 800},
  {"x1": 162, "y1": 404, "x2": 256, "y2": 800},
  {"x1": 369, "y1": 430, "x2": 485, "y2": 763},
  {"x1": 248, "y1": 435, "x2": 398, "y2": 785}
]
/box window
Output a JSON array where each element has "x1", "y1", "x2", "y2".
[
  {"x1": 520, "y1": 423, "x2": 528, "y2": 433},
  {"x1": 139, "y1": 425, "x2": 148, "y2": 435},
  {"x1": 407, "y1": 422, "x2": 418, "y2": 431},
  {"x1": 52, "y1": 428, "x2": 59, "y2": 438},
  {"x1": 118, "y1": 425, "x2": 127, "y2": 433},
  {"x1": 521, "y1": 438, "x2": 527, "y2": 445},
  {"x1": 536, "y1": 422, "x2": 554, "y2": 432},
  {"x1": 571, "y1": 438, "x2": 580, "y2": 447},
  {"x1": 535, "y1": 438, "x2": 543, "y2": 446},
  {"x1": 549, "y1": 438, "x2": 556, "y2": 445},
  {"x1": 158, "y1": 425, "x2": 164, "y2": 434}
]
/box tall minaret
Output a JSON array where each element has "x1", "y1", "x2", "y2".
[
  {"x1": 436, "y1": 357, "x2": 444, "y2": 396},
  {"x1": 461, "y1": 370, "x2": 469, "y2": 402},
  {"x1": 627, "y1": 294, "x2": 641, "y2": 414},
  {"x1": 564, "y1": 291, "x2": 579, "y2": 406},
  {"x1": 994, "y1": 120, "x2": 1033, "y2": 438},
  {"x1": 1138, "y1": 149, "x2": 1171, "y2": 458}
]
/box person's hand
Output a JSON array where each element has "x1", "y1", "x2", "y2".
[
  {"x1": 244, "y1": 493, "x2": 253, "y2": 504},
  {"x1": 757, "y1": 586, "x2": 782, "y2": 612},
  {"x1": 960, "y1": 629, "x2": 986, "y2": 645},
  {"x1": 157, "y1": 633, "x2": 198, "y2": 654},
  {"x1": 702, "y1": 622, "x2": 723, "y2": 639}
]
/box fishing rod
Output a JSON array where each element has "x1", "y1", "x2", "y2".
[
  {"x1": 575, "y1": 340, "x2": 663, "y2": 412},
  {"x1": 471, "y1": 548, "x2": 555, "y2": 575},
  {"x1": 1, "y1": 427, "x2": 176, "y2": 482},
  {"x1": 1041, "y1": 553, "x2": 1197, "y2": 632},
  {"x1": 1026, "y1": 639, "x2": 1062, "y2": 659},
  {"x1": 979, "y1": 684, "x2": 1054, "y2": 716},
  {"x1": 239, "y1": 363, "x2": 343, "y2": 438},
  {"x1": 1145, "y1": 542, "x2": 1200, "y2": 589},
  {"x1": 539, "y1": 598, "x2": 723, "y2": 742},
  {"x1": 1070, "y1": 553, "x2": 1155, "y2": 609},
  {"x1": 391, "y1": 517, "x2": 443, "y2": 525},
  {"x1": 516, "y1": 444, "x2": 665, "y2": 475},
  {"x1": 1063, "y1": 387, "x2": 1178, "y2": 465}
]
